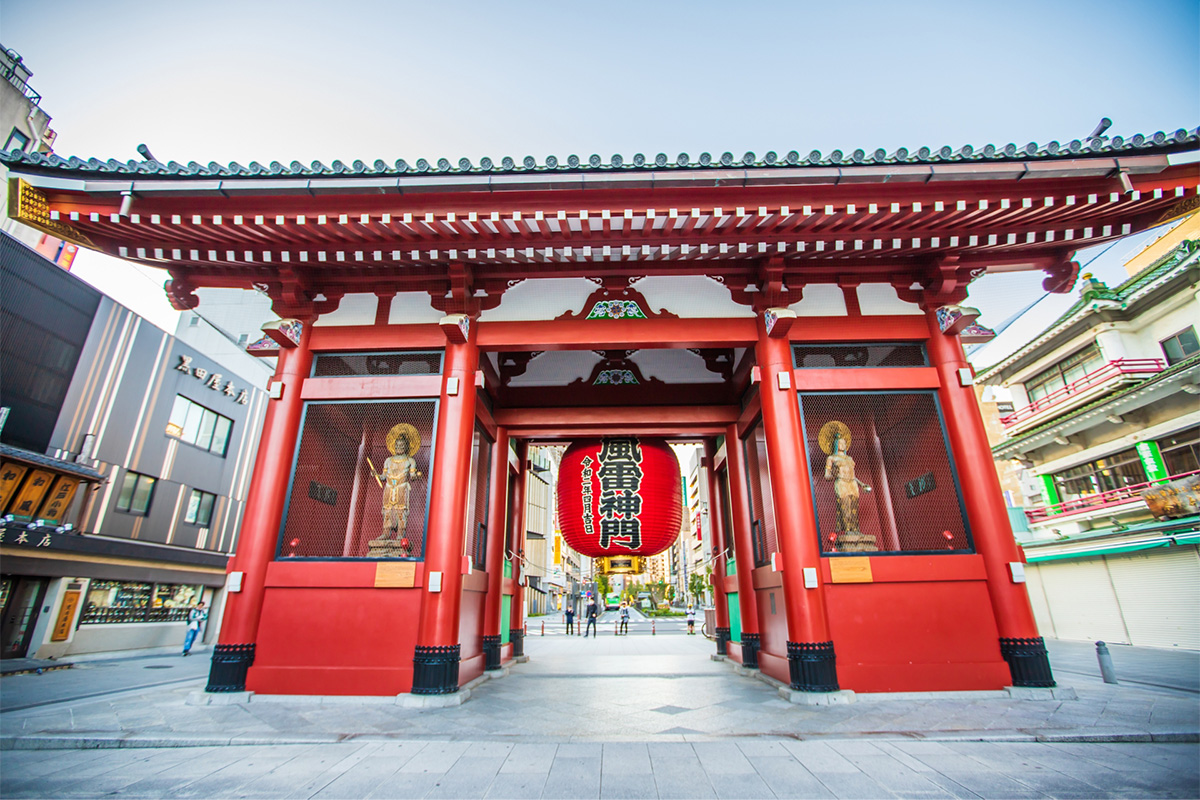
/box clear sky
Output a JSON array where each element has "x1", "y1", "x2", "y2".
[{"x1": 3, "y1": 0, "x2": 1198, "y2": 337}]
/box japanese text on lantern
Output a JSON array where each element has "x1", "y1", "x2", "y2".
[
  {"x1": 580, "y1": 456, "x2": 595, "y2": 536},
  {"x1": 597, "y1": 439, "x2": 643, "y2": 549}
]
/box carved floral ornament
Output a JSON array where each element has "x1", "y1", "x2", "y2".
[
  {"x1": 586, "y1": 300, "x2": 647, "y2": 320},
  {"x1": 594, "y1": 369, "x2": 639, "y2": 386}
]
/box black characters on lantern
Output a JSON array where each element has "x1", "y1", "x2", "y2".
[
  {"x1": 580, "y1": 456, "x2": 595, "y2": 536},
  {"x1": 597, "y1": 438, "x2": 644, "y2": 549}
]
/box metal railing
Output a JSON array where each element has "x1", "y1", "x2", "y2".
[
  {"x1": 1026, "y1": 469, "x2": 1199, "y2": 523},
  {"x1": 1, "y1": 63, "x2": 40, "y2": 106},
  {"x1": 1001, "y1": 359, "x2": 1165, "y2": 428}
]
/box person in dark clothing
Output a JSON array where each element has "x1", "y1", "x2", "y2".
[
  {"x1": 564, "y1": 605, "x2": 575, "y2": 634},
  {"x1": 584, "y1": 599, "x2": 598, "y2": 637},
  {"x1": 619, "y1": 601, "x2": 630, "y2": 635}
]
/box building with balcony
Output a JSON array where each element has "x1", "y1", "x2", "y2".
[{"x1": 977, "y1": 219, "x2": 1199, "y2": 649}]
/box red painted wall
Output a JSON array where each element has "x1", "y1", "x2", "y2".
[
  {"x1": 249, "y1": 562, "x2": 425, "y2": 695},
  {"x1": 819, "y1": 555, "x2": 1011, "y2": 692}
]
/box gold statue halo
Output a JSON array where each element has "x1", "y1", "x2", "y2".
[
  {"x1": 386, "y1": 423, "x2": 421, "y2": 456},
  {"x1": 818, "y1": 420, "x2": 852, "y2": 456}
]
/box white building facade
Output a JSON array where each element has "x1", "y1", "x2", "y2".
[{"x1": 978, "y1": 227, "x2": 1199, "y2": 650}]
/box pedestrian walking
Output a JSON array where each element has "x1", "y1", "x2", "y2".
[
  {"x1": 619, "y1": 601, "x2": 630, "y2": 635},
  {"x1": 584, "y1": 597, "x2": 598, "y2": 638},
  {"x1": 182, "y1": 601, "x2": 207, "y2": 655},
  {"x1": 686, "y1": 604, "x2": 696, "y2": 635},
  {"x1": 564, "y1": 605, "x2": 575, "y2": 635}
]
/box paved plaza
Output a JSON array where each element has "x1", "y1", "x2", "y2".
[{"x1": 1, "y1": 629, "x2": 1197, "y2": 798}]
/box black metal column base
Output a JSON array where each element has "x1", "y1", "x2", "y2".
[
  {"x1": 787, "y1": 640, "x2": 839, "y2": 692},
  {"x1": 206, "y1": 643, "x2": 255, "y2": 693},
  {"x1": 412, "y1": 644, "x2": 461, "y2": 695},
  {"x1": 510, "y1": 628, "x2": 524, "y2": 658},
  {"x1": 999, "y1": 636, "x2": 1056, "y2": 687},
  {"x1": 741, "y1": 632, "x2": 761, "y2": 669},
  {"x1": 483, "y1": 634, "x2": 502, "y2": 671},
  {"x1": 715, "y1": 626, "x2": 730, "y2": 656}
]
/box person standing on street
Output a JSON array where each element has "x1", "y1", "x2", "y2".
[
  {"x1": 584, "y1": 596, "x2": 598, "y2": 638},
  {"x1": 619, "y1": 601, "x2": 630, "y2": 635},
  {"x1": 686, "y1": 604, "x2": 696, "y2": 635},
  {"x1": 565, "y1": 604, "x2": 575, "y2": 635},
  {"x1": 182, "y1": 601, "x2": 207, "y2": 655}
]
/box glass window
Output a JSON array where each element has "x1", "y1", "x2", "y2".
[
  {"x1": 211, "y1": 416, "x2": 232, "y2": 456},
  {"x1": 4, "y1": 128, "x2": 30, "y2": 152},
  {"x1": 1026, "y1": 344, "x2": 1103, "y2": 403},
  {"x1": 1053, "y1": 447, "x2": 1145, "y2": 501},
  {"x1": 799, "y1": 392, "x2": 972, "y2": 555},
  {"x1": 167, "y1": 395, "x2": 233, "y2": 455},
  {"x1": 115, "y1": 472, "x2": 156, "y2": 515},
  {"x1": 741, "y1": 419, "x2": 777, "y2": 566},
  {"x1": 278, "y1": 399, "x2": 437, "y2": 559},
  {"x1": 79, "y1": 580, "x2": 201, "y2": 624},
  {"x1": 1160, "y1": 327, "x2": 1199, "y2": 366},
  {"x1": 184, "y1": 489, "x2": 216, "y2": 526},
  {"x1": 1160, "y1": 427, "x2": 1200, "y2": 476}
]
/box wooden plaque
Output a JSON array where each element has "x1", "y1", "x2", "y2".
[
  {"x1": 52, "y1": 590, "x2": 81, "y2": 641},
  {"x1": 829, "y1": 557, "x2": 873, "y2": 583},
  {"x1": 374, "y1": 561, "x2": 417, "y2": 588}
]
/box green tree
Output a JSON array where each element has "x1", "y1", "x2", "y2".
[
  {"x1": 597, "y1": 573, "x2": 611, "y2": 599},
  {"x1": 688, "y1": 571, "x2": 707, "y2": 605}
]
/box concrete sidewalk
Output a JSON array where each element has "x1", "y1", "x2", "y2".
[
  {"x1": 1, "y1": 636, "x2": 1195, "y2": 750},
  {"x1": 2, "y1": 636, "x2": 1197, "y2": 798},
  {"x1": 3, "y1": 738, "x2": 1197, "y2": 799}
]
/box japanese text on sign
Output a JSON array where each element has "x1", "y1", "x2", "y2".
[
  {"x1": 597, "y1": 439, "x2": 643, "y2": 549},
  {"x1": 175, "y1": 355, "x2": 249, "y2": 404}
]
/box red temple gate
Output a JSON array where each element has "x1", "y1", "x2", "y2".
[{"x1": 5, "y1": 129, "x2": 1196, "y2": 696}]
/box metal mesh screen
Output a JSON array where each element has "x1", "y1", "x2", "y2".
[
  {"x1": 798, "y1": 392, "x2": 971, "y2": 555},
  {"x1": 312, "y1": 351, "x2": 443, "y2": 377},
  {"x1": 741, "y1": 419, "x2": 778, "y2": 566},
  {"x1": 793, "y1": 343, "x2": 927, "y2": 368},
  {"x1": 278, "y1": 399, "x2": 437, "y2": 559},
  {"x1": 463, "y1": 426, "x2": 494, "y2": 569}
]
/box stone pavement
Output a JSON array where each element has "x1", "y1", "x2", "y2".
[
  {"x1": 1, "y1": 635, "x2": 1197, "y2": 798},
  {"x1": 3, "y1": 738, "x2": 1197, "y2": 798}
]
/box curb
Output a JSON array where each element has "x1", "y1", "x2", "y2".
[
  {"x1": 4, "y1": 729, "x2": 1195, "y2": 751},
  {"x1": 0, "y1": 664, "x2": 74, "y2": 678}
]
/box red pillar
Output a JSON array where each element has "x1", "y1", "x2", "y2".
[
  {"x1": 925, "y1": 310, "x2": 1055, "y2": 686},
  {"x1": 481, "y1": 426, "x2": 510, "y2": 670},
  {"x1": 508, "y1": 441, "x2": 529, "y2": 658},
  {"x1": 703, "y1": 441, "x2": 731, "y2": 655},
  {"x1": 207, "y1": 321, "x2": 312, "y2": 692},
  {"x1": 754, "y1": 315, "x2": 839, "y2": 691},
  {"x1": 412, "y1": 327, "x2": 480, "y2": 694},
  {"x1": 723, "y1": 423, "x2": 762, "y2": 667}
]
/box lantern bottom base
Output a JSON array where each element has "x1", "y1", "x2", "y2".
[{"x1": 595, "y1": 555, "x2": 646, "y2": 575}]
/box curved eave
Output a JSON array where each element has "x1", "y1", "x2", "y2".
[{"x1": 5, "y1": 152, "x2": 1192, "y2": 200}]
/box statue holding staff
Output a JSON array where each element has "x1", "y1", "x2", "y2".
[
  {"x1": 368, "y1": 423, "x2": 422, "y2": 553},
  {"x1": 819, "y1": 420, "x2": 872, "y2": 535}
]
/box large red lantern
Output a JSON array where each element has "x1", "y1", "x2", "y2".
[{"x1": 557, "y1": 438, "x2": 683, "y2": 569}]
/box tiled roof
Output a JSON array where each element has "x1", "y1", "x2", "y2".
[
  {"x1": 976, "y1": 237, "x2": 1200, "y2": 380},
  {"x1": 0, "y1": 443, "x2": 105, "y2": 481},
  {"x1": 2, "y1": 128, "x2": 1197, "y2": 179}
]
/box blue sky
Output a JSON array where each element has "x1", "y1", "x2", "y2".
[{"x1": 3, "y1": 0, "x2": 1197, "y2": 337}]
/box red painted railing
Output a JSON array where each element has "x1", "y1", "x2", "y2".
[
  {"x1": 1001, "y1": 359, "x2": 1165, "y2": 428},
  {"x1": 1026, "y1": 469, "x2": 1199, "y2": 523}
]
